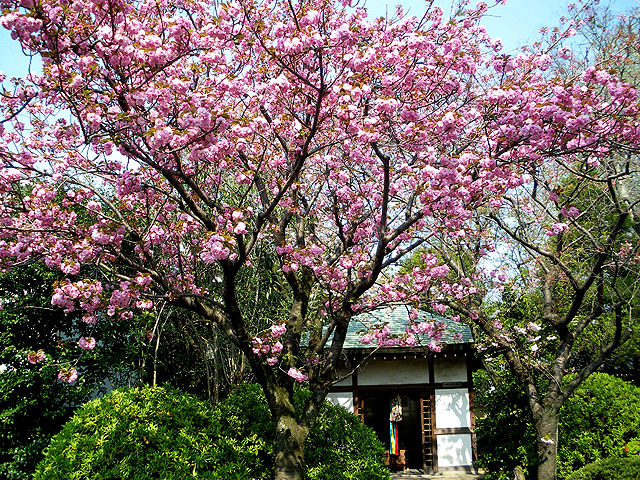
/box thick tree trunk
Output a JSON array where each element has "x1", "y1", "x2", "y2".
[
  {"x1": 535, "y1": 408, "x2": 559, "y2": 480},
  {"x1": 268, "y1": 383, "x2": 311, "y2": 480},
  {"x1": 274, "y1": 411, "x2": 309, "y2": 480}
]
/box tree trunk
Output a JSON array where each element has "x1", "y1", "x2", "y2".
[
  {"x1": 535, "y1": 408, "x2": 559, "y2": 480},
  {"x1": 269, "y1": 384, "x2": 310, "y2": 480},
  {"x1": 274, "y1": 410, "x2": 309, "y2": 480}
]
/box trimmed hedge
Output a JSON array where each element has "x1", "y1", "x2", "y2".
[
  {"x1": 33, "y1": 385, "x2": 261, "y2": 480},
  {"x1": 34, "y1": 384, "x2": 389, "y2": 480},
  {"x1": 566, "y1": 457, "x2": 640, "y2": 480}
]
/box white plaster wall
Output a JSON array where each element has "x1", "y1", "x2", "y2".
[
  {"x1": 433, "y1": 357, "x2": 467, "y2": 383},
  {"x1": 435, "y1": 388, "x2": 470, "y2": 428},
  {"x1": 358, "y1": 358, "x2": 429, "y2": 385},
  {"x1": 437, "y1": 434, "x2": 473, "y2": 467},
  {"x1": 326, "y1": 392, "x2": 354, "y2": 413}
]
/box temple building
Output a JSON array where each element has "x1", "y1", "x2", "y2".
[{"x1": 326, "y1": 307, "x2": 477, "y2": 474}]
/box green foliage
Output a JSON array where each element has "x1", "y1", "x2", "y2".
[
  {"x1": 558, "y1": 373, "x2": 640, "y2": 477},
  {"x1": 33, "y1": 385, "x2": 257, "y2": 480},
  {"x1": 622, "y1": 438, "x2": 640, "y2": 457},
  {"x1": 473, "y1": 369, "x2": 537, "y2": 480},
  {"x1": 216, "y1": 384, "x2": 390, "y2": 480},
  {"x1": 35, "y1": 384, "x2": 389, "y2": 480},
  {"x1": 475, "y1": 371, "x2": 640, "y2": 480},
  {"x1": 0, "y1": 263, "x2": 140, "y2": 480},
  {"x1": 565, "y1": 457, "x2": 640, "y2": 480}
]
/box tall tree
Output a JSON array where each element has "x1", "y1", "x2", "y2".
[
  {"x1": 421, "y1": 105, "x2": 640, "y2": 479},
  {"x1": 1, "y1": 1, "x2": 638, "y2": 478}
]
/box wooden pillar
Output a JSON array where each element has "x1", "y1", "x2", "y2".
[
  {"x1": 430, "y1": 388, "x2": 438, "y2": 473},
  {"x1": 466, "y1": 351, "x2": 478, "y2": 471}
]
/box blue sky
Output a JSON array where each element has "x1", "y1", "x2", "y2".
[
  {"x1": 369, "y1": 0, "x2": 639, "y2": 51},
  {"x1": 0, "y1": 0, "x2": 638, "y2": 79}
]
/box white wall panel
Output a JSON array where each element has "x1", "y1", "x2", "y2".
[
  {"x1": 435, "y1": 388, "x2": 470, "y2": 428},
  {"x1": 437, "y1": 434, "x2": 473, "y2": 467},
  {"x1": 358, "y1": 358, "x2": 429, "y2": 385},
  {"x1": 326, "y1": 392, "x2": 354, "y2": 413},
  {"x1": 433, "y1": 357, "x2": 467, "y2": 383}
]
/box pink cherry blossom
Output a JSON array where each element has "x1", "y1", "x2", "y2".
[
  {"x1": 78, "y1": 336, "x2": 96, "y2": 350},
  {"x1": 58, "y1": 367, "x2": 78, "y2": 383},
  {"x1": 560, "y1": 206, "x2": 579, "y2": 218},
  {"x1": 27, "y1": 349, "x2": 46, "y2": 364},
  {"x1": 546, "y1": 223, "x2": 570, "y2": 236},
  {"x1": 287, "y1": 368, "x2": 308, "y2": 382},
  {"x1": 360, "y1": 333, "x2": 374, "y2": 345},
  {"x1": 270, "y1": 324, "x2": 287, "y2": 337}
]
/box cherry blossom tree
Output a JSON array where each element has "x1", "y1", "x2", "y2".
[
  {"x1": 428, "y1": 156, "x2": 640, "y2": 479},
  {"x1": 415, "y1": 45, "x2": 640, "y2": 480},
  {"x1": 1, "y1": 0, "x2": 639, "y2": 478}
]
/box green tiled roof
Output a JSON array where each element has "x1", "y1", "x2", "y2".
[{"x1": 340, "y1": 306, "x2": 473, "y2": 349}]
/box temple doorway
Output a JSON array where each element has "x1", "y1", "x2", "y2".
[{"x1": 360, "y1": 389, "x2": 430, "y2": 471}]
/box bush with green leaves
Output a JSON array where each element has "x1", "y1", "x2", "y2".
[
  {"x1": 565, "y1": 457, "x2": 640, "y2": 480},
  {"x1": 34, "y1": 385, "x2": 270, "y2": 480},
  {"x1": 622, "y1": 438, "x2": 640, "y2": 457},
  {"x1": 35, "y1": 384, "x2": 389, "y2": 480},
  {"x1": 474, "y1": 371, "x2": 640, "y2": 480},
  {"x1": 558, "y1": 373, "x2": 640, "y2": 476}
]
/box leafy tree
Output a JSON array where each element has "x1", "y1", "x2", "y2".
[
  {"x1": 553, "y1": 3, "x2": 640, "y2": 384},
  {"x1": 1, "y1": 0, "x2": 639, "y2": 478},
  {"x1": 475, "y1": 371, "x2": 640, "y2": 480},
  {"x1": 0, "y1": 263, "x2": 140, "y2": 479}
]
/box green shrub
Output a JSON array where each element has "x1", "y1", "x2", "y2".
[
  {"x1": 558, "y1": 373, "x2": 640, "y2": 477},
  {"x1": 34, "y1": 386, "x2": 268, "y2": 480},
  {"x1": 35, "y1": 384, "x2": 389, "y2": 480},
  {"x1": 566, "y1": 457, "x2": 640, "y2": 480},
  {"x1": 622, "y1": 438, "x2": 640, "y2": 457}
]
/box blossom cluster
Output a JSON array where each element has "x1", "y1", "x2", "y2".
[
  {"x1": 252, "y1": 323, "x2": 287, "y2": 366},
  {"x1": 358, "y1": 308, "x2": 446, "y2": 352},
  {"x1": 0, "y1": 0, "x2": 639, "y2": 390},
  {"x1": 27, "y1": 349, "x2": 46, "y2": 364},
  {"x1": 57, "y1": 366, "x2": 78, "y2": 384}
]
